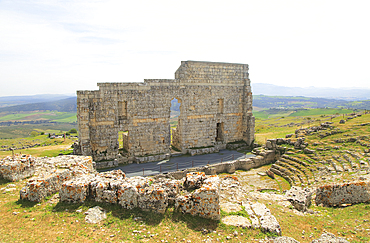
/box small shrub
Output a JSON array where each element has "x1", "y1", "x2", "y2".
[
  {"x1": 69, "y1": 128, "x2": 77, "y2": 134},
  {"x1": 30, "y1": 131, "x2": 38, "y2": 137}
]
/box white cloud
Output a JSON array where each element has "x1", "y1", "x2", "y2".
[{"x1": 0, "y1": 0, "x2": 370, "y2": 96}]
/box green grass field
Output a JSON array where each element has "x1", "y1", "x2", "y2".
[
  {"x1": 0, "y1": 123, "x2": 77, "y2": 139},
  {"x1": 0, "y1": 111, "x2": 77, "y2": 122},
  {"x1": 289, "y1": 108, "x2": 353, "y2": 117},
  {"x1": 254, "y1": 108, "x2": 363, "y2": 145},
  {"x1": 253, "y1": 108, "x2": 355, "y2": 119}
]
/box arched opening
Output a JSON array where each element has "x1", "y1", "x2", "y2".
[{"x1": 170, "y1": 97, "x2": 181, "y2": 151}]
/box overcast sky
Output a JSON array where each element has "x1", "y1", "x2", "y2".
[{"x1": 1, "y1": 0, "x2": 370, "y2": 96}]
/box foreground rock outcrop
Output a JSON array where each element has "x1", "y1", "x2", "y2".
[
  {"x1": 18, "y1": 155, "x2": 95, "y2": 202},
  {"x1": 285, "y1": 186, "x2": 313, "y2": 212},
  {"x1": 310, "y1": 232, "x2": 349, "y2": 243},
  {"x1": 218, "y1": 175, "x2": 282, "y2": 236}
]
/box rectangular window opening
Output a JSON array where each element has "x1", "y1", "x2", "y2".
[
  {"x1": 217, "y1": 99, "x2": 224, "y2": 114},
  {"x1": 216, "y1": 122, "x2": 224, "y2": 141},
  {"x1": 118, "y1": 101, "x2": 127, "y2": 119}
]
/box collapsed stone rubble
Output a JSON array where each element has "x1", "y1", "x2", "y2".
[
  {"x1": 9, "y1": 155, "x2": 221, "y2": 220},
  {"x1": 310, "y1": 232, "x2": 349, "y2": 243},
  {"x1": 85, "y1": 206, "x2": 107, "y2": 224},
  {"x1": 285, "y1": 186, "x2": 313, "y2": 212},
  {"x1": 176, "y1": 173, "x2": 220, "y2": 220},
  {"x1": 17, "y1": 155, "x2": 95, "y2": 202},
  {"x1": 250, "y1": 202, "x2": 282, "y2": 236},
  {"x1": 218, "y1": 175, "x2": 282, "y2": 236},
  {"x1": 0, "y1": 155, "x2": 36, "y2": 181},
  {"x1": 59, "y1": 171, "x2": 220, "y2": 219},
  {"x1": 20, "y1": 169, "x2": 72, "y2": 202}
]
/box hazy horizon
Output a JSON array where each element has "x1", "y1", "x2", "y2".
[
  {"x1": 1, "y1": 0, "x2": 370, "y2": 96},
  {"x1": 1, "y1": 83, "x2": 370, "y2": 100}
]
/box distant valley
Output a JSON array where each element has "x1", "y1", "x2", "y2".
[{"x1": 252, "y1": 83, "x2": 370, "y2": 101}]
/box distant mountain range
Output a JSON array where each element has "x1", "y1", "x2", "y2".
[
  {"x1": 0, "y1": 94, "x2": 75, "y2": 108},
  {"x1": 252, "y1": 83, "x2": 370, "y2": 101},
  {"x1": 0, "y1": 97, "x2": 77, "y2": 113}
]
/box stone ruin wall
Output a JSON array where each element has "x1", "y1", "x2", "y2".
[{"x1": 76, "y1": 61, "x2": 255, "y2": 162}]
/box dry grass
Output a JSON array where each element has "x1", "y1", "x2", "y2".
[
  {"x1": 0, "y1": 178, "x2": 277, "y2": 242},
  {"x1": 266, "y1": 201, "x2": 370, "y2": 243},
  {"x1": 0, "y1": 138, "x2": 75, "y2": 159}
]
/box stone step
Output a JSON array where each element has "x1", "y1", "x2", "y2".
[
  {"x1": 343, "y1": 153, "x2": 359, "y2": 170},
  {"x1": 275, "y1": 161, "x2": 307, "y2": 185},
  {"x1": 281, "y1": 155, "x2": 316, "y2": 181},
  {"x1": 332, "y1": 155, "x2": 352, "y2": 172},
  {"x1": 270, "y1": 164, "x2": 296, "y2": 186},
  {"x1": 326, "y1": 159, "x2": 343, "y2": 173}
]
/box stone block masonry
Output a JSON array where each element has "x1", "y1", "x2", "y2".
[
  {"x1": 315, "y1": 180, "x2": 370, "y2": 207},
  {"x1": 75, "y1": 61, "x2": 255, "y2": 164}
]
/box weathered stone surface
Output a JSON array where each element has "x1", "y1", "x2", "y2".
[
  {"x1": 188, "y1": 147, "x2": 219, "y2": 156},
  {"x1": 76, "y1": 61, "x2": 255, "y2": 165},
  {"x1": 184, "y1": 172, "x2": 206, "y2": 189},
  {"x1": 176, "y1": 175, "x2": 220, "y2": 220},
  {"x1": 220, "y1": 202, "x2": 242, "y2": 213},
  {"x1": 242, "y1": 202, "x2": 260, "y2": 229},
  {"x1": 315, "y1": 181, "x2": 370, "y2": 207},
  {"x1": 251, "y1": 202, "x2": 282, "y2": 236},
  {"x1": 138, "y1": 185, "x2": 168, "y2": 213},
  {"x1": 0, "y1": 155, "x2": 35, "y2": 181},
  {"x1": 285, "y1": 186, "x2": 312, "y2": 212},
  {"x1": 303, "y1": 148, "x2": 315, "y2": 154},
  {"x1": 157, "y1": 178, "x2": 181, "y2": 205},
  {"x1": 98, "y1": 169, "x2": 126, "y2": 180},
  {"x1": 60, "y1": 176, "x2": 93, "y2": 203},
  {"x1": 85, "y1": 206, "x2": 107, "y2": 224},
  {"x1": 89, "y1": 174, "x2": 124, "y2": 204},
  {"x1": 117, "y1": 181, "x2": 139, "y2": 209},
  {"x1": 20, "y1": 169, "x2": 72, "y2": 202},
  {"x1": 310, "y1": 233, "x2": 349, "y2": 243},
  {"x1": 221, "y1": 215, "x2": 251, "y2": 228}
]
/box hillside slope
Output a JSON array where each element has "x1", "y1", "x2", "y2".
[
  {"x1": 253, "y1": 95, "x2": 370, "y2": 110},
  {"x1": 0, "y1": 97, "x2": 77, "y2": 113}
]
